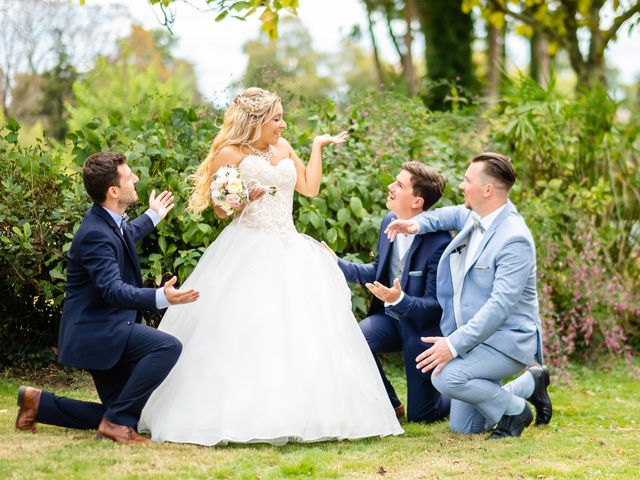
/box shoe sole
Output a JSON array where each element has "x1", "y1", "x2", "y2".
[
  {"x1": 16, "y1": 386, "x2": 26, "y2": 407},
  {"x1": 535, "y1": 366, "x2": 552, "y2": 425},
  {"x1": 15, "y1": 386, "x2": 36, "y2": 432}
]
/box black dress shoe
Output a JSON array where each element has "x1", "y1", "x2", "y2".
[
  {"x1": 488, "y1": 403, "x2": 533, "y2": 439},
  {"x1": 528, "y1": 365, "x2": 552, "y2": 425}
]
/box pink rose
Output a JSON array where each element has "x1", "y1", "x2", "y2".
[{"x1": 226, "y1": 193, "x2": 241, "y2": 208}]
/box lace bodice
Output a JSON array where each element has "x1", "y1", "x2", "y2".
[{"x1": 231, "y1": 155, "x2": 297, "y2": 236}]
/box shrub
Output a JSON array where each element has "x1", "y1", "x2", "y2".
[
  {"x1": 1, "y1": 85, "x2": 638, "y2": 372},
  {"x1": 0, "y1": 119, "x2": 86, "y2": 367}
]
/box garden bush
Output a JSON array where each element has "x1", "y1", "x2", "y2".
[{"x1": 1, "y1": 85, "x2": 638, "y2": 372}]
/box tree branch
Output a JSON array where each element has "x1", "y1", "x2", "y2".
[
  {"x1": 487, "y1": 0, "x2": 539, "y2": 27},
  {"x1": 384, "y1": 3, "x2": 404, "y2": 60},
  {"x1": 602, "y1": 3, "x2": 640, "y2": 44},
  {"x1": 488, "y1": 0, "x2": 567, "y2": 46}
]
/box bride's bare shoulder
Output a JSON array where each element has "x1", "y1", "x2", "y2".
[
  {"x1": 212, "y1": 145, "x2": 245, "y2": 170},
  {"x1": 274, "y1": 137, "x2": 294, "y2": 157}
]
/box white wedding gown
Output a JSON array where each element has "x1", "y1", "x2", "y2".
[{"x1": 138, "y1": 155, "x2": 403, "y2": 445}]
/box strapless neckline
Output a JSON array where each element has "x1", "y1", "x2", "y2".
[{"x1": 242, "y1": 155, "x2": 293, "y2": 169}]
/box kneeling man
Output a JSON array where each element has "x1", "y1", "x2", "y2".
[
  {"x1": 386, "y1": 153, "x2": 552, "y2": 438},
  {"x1": 325, "y1": 161, "x2": 451, "y2": 423}
]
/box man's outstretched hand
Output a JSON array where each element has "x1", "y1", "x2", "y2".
[
  {"x1": 366, "y1": 279, "x2": 402, "y2": 304},
  {"x1": 163, "y1": 276, "x2": 199, "y2": 305},
  {"x1": 384, "y1": 219, "x2": 419, "y2": 241},
  {"x1": 149, "y1": 190, "x2": 175, "y2": 220}
]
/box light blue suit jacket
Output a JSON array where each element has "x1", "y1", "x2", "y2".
[{"x1": 414, "y1": 201, "x2": 543, "y2": 365}]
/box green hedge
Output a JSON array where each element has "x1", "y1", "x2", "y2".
[{"x1": 1, "y1": 85, "x2": 638, "y2": 370}]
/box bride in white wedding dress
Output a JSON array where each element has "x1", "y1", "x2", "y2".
[{"x1": 138, "y1": 88, "x2": 403, "y2": 445}]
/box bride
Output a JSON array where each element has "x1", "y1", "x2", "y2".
[{"x1": 138, "y1": 87, "x2": 403, "y2": 445}]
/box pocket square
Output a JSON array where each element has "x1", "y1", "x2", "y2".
[
  {"x1": 408, "y1": 271, "x2": 424, "y2": 277},
  {"x1": 474, "y1": 265, "x2": 491, "y2": 271}
]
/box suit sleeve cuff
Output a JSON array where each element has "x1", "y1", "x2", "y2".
[
  {"x1": 384, "y1": 290, "x2": 404, "y2": 307},
  {"x1": 415, "y1": 220, "x2": 428, "y2": 235},
  {"x1": 155, "y1": 287, "x2": 170, "y2": 309},
  {"x1": 145, "y1": 209, "x2": 162, "y2": 227},
  {"x1": 445, "y1": 338, "x2": 458, "y2": 358}
]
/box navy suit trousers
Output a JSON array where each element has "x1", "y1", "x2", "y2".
[
  {"x1": 37, "y1": 324, "x2": 181, "y2": 430},
  {"x1": 360, "y1": 313, "x2": 450, "y2": 423}
]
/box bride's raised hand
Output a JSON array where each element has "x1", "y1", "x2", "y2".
[{"x1": 313, "y1": 131, "x2": 348, "y2": 148}]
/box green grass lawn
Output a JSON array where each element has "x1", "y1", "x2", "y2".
[{"x1": 1, "y1": 360, "x2": 638, "y2": 479}]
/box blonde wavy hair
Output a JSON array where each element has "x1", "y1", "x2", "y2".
[{"x1": 188, "y1": 87, "x2": 281, "y2": 213}]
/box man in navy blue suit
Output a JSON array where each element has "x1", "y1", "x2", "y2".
[
  {"x1": 15, "y1": 151, "x2": 199, "y2": 444},
  {"x1": 324, "y1": 161, "x2": 451, "y2": 423}
]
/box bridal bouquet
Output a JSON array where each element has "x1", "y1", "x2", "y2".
[{"x1": 210, "y1": 166, "x2": 276, "y2": 216}]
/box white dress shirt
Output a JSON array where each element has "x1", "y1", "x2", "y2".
[{"x1": 385, "y1": 215, "x2": 419, "y2": 307}]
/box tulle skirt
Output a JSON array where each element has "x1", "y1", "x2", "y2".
[{"x1": 138, "y1": 224, "x2": 403, "y2": 445}]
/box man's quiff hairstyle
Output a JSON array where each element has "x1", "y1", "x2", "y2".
[
  {"x1": 470, "y1": 152, "x2": 516, "y2": 191},
  {"x1": 82, "y1": 152, "x2": 126, "y2": 204},
  {"x1": 400, "y1": 161, "x2": 446, "y2": 211}
]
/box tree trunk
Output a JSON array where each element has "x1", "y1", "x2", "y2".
[
  {"x1": 363, "y1": 0, "x2": 385, "y2": 90},
  {"x1": 486, "y1": 22, "x2": 505, "y2": 103},
  {"x1": 586, "y1": 0, "x2": 607, "y2": 86},
  {"x1": 402, "y1": 0, "x2": 417, "y2": 96},
  {"x1": 383, "y1": 0, "x2": 417, "y2": 95},
  {"x1": 530, "y1": 32, "x2": 550, "y2": 87},
  {"x1": 415, "y1": 0, "x2": 475, "y2": 108},
  {"x1": 1, "y1": 70, "x2": 9, "y2": 118}
]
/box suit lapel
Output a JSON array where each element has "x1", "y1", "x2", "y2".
[
  {"x1": 464, "y1": 202, "x2": 515, "y2": 274},
  {"x1": 91, "y1": 204, "x2": 139, "y2": 269},
  {"x1": 123, "y1": 228, "x2": 143, "y2": 284},
  {"x1": 376, "y1": 215, "x2": 395, "y2": 281},
  {"x1": 400, "y1": 234, "x2": 423, "y2": 288},
  {"x1": 444, "y1": 222, "x2": 475, "y2": 257}
]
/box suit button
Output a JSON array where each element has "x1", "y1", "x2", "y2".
[{"x1": 127, "y1": 321, "x2": 132, "y2": 325}]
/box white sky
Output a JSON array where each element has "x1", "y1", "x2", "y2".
[{"x1": 96, "y1": 0, "x2": 639, "y2": 102}]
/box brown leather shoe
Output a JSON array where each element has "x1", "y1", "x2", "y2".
[
  {"x1": 96, "y1": 417, "x2": 152, "y2": 445},
  {"x1": 16, "y1": 386, "x2": 42, "y2": 432},
  {"x1": 394, "y1": 404, "x2": 406, "y2": 418}
]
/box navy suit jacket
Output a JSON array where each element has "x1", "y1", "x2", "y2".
[
  {"x1": 338, "y1": 212, "x2": 451, "y2": 333},
  {"x1": 57, "y1": 204, "x2": 158, "y2": 370}
]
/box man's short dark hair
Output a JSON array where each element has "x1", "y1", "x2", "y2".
[
  {"x1": 82, "y1": 152, "x2": 126, "y2": 204},
  {"x1": 401, "y1": 161, "x2": 446, "y2": 211},
  {"x1": 470, "y1": 152, "x2": 516, "y2": 191}
]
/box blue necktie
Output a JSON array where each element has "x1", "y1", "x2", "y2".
[{"x1": 121, "y1": 213, "x2": 129, "y2": 233}]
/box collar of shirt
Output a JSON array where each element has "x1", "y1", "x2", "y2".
[
  {"x1": 393, "y1": 213, "x2": 420, "y2": 256},
  {"x1": 475, "y1": 203, "x2": 507, "y2": 232},
  {"x1": 101, "y1": 206, "x2": 127, "y2": 230}
]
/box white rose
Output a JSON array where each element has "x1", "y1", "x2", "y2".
[
  {"x1": 217, "y1": 200, "x2": 232, "y2": 214},
  {"x1": 227, "y1": 179, "x2": 243, "y2": 194}
]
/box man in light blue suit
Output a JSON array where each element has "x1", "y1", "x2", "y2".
[{"x1": 385, "y1": 152, "x2": 552, "y2": 438}]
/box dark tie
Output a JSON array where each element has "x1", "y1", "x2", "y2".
[
  {"x1": 121, "y1": 213, "x2": 129, "y2": 233},
  {"x1": 472, "y1": 215, "x2": 485, "y2": 233}
]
